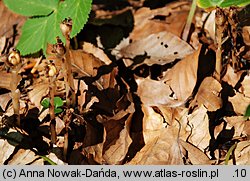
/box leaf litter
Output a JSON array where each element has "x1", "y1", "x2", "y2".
[{"x1": 0, "y1": 0, "x2": 250, "y2": 165}]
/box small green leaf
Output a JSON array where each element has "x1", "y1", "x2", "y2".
[
  {"x1": 3, "y1": 0, "x2": 59, "y2": 16},
  {"x1": 41, "y1": 97, "x2": 50, "y2": 109},
  {"x1": 41, "y1": 97, "x2": 64, "y2": 113},
  {"x1": 245, "y1": 104, "x2": 250, "y2": 117},
  {"x1": 59, "y1": 0, "x2": 92, "y2": 38},
  {"x1": 197, "y1": 0, "x2": 250, "y2": 8},
  {"x1": 54, "y1": 97, "x2": 64, "y2": 108},
  {"x1": 54, "y1": 108, "x2": 63, "y2": 114}
]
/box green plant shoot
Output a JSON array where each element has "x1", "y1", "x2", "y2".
[
  {"x1": 3, "y1": 0, "x2": 92, "y2": 56},
  {"x1": 41, "y1": 96, "x2": 64, "y2": 114},
  {"x1": 197, "y1": 0, "x2": 250, "y2": 8}
]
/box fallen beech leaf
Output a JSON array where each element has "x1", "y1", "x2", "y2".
[
  {"x1": 222, "y1": 64, "x2": 243, "y2": 88},
  {"x1": 162, "y1": 45, "x2": 201, "y2": 102},
  {"x1": 6, "y1": 149, "x2": 40, "y2": 165},
  {"x1": 131, "y1": 2, "x2": 190, "y2": 40},
  {"x1": 136, "y1": 78, "x2": 184, "y2": 107},
  {"x1": 180, "y1": 139, "x2": 214, "y2": 164},
  {"x1": 113, "y1": 31, "x2": 194, "y2": 66},
  {"x1": 0, "y1": 1, "x2": 25, "y2": 38},
  {"x1": 193, "y1": 77, "x2": 222, "y2": 112},
  {"x1": 127, "y1": 127, "x2": 183, "y2": 165},
  {"x1": 229, "y1": 92, "x2": 250, "y2": 115},
  {"x1": 103, "y1": 114, "x2": 133, "y2": 164},
  {"x1": 0, "y1": 92, "x2": 11, "y2": 111},
  {"x1": 28, "y1": 82, "x2": 49, "y2": 108},
  {"x1": 184, "y1": 105, "x2": 210, "y2": 151},
  {"x1": 225, "y1": 116, "x2": 245, "y2": 137},
  {"x1": 230, "y1": 141, "x2": 250, "y2": 165},
  {"x1": 241, "y1": 74, "x2": 250, "y2": 97},
  {"x1": 0, "y1": 139, "x2": 15, "y2": 164},
  {"x1": 142, "y1": 105, "x2": 167, "y2": 144},
  {"x1": 82, "y1": 42, "x2": 112, "y2": 65}
]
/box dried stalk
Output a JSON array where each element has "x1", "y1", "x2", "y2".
[
  {"x1": 8, "y1": 49, "x2": 21, "y2": 126},
  {"x1": 182, "y1": 0, "x2": 197, "y2": 41},
  {"x1": 214, "y1": 7, "x2": 228, "y2": 81},
  {"x1": 60, "y1": 18, "x2": 76, "y2": 107},
  {"x1": 63, "y1": 108, "x2": 73, "y2": 161},
  {"x1": 46, "y1": 62, "x2": 57, "y2": 144}
]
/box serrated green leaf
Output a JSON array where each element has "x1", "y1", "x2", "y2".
[
  {"x1": 3, "y1": 0, "x2": 59, "y2": 16},
  {"x1": 60, "y1": 0, "x2": 92, "y2": 38},
  {"x1": 54, "y1": 97, "x2": 64, "y2": 108},
  {"x1": 17, "y1": 12, "x2": 64, "y2": 55},
  {"x1": 41, "y1": 97, "x2": 50, "y2": 108},
  {"x1": 245, "y1": 104, "x2": 250, "y2": 117},
  {"x1": 5, "y1": 0, "x2": 92, "y2": 56},
  {"x1": 197, "y1": 0, "x2": 250, "y2": 8}
]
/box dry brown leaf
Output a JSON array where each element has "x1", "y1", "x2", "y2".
[
  {"x1": 229, "y1": 141, "x2": 250, "y2": 165},
  {"x1": 130, "y1": 1, "x2": 190, "y2": 39},
  {"x1": 136, "y1": 78, "x2": 184, "y2": 107},
  {"x1": 193, "y1": 77, "x2": 222, "y2": 112},
  {"x1": 127, "y1": 127, "x2": 183, "y2": 165},
  {"x1": 0, "y1": 72, "x2": 21, "y2": 90},
  {"x1": 242, "y1": 26, "x2": 250, "y2": 46},
  {"x1": 0, "y1": 92, "x2": 11, "y2": 111},
  {"x1": 241, "y1": 74, "x2": 250, "y2": 97},
  {"x1": 28, "y1": 82, "x2": 49, "y2": 108},
  {"x1": 162, "y1": 45, "x2": 201, "y2": 102},
  {"x1": 113, "y1": 31, "x2": 194, "y2": 66},
  {"x1": 82, "y1": 42, "x2": 112, "y2": 65},
  {"x1": 103, "y1": 114, "x2": 133, "y2": 164},
  {"x1": 229, "y1": 92, "x2": 250, "y2": 115},
  {"x1": 180, "y1": 139, "x2": 214, "y2": 164},
  {"x1": 222, "y1": 64, "x2": 243, "y2": 88},
  {"x1": 142, "y1": 105, "x2": 167, "y2": 144},
  {"x1": 225, "y1": 116, "x2": 246, "y2": 137},
  {"x1": 0, "y1": 139, "x2": 15, "y2": 164},
  {"x1": 0, "y1": 2, "x2": 25, "y2": 38},
  {"x1": 182, "y1": 105, "x2": 210, "y2": 151}
]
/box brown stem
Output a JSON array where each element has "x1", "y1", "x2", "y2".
[
  {"x1": 8, "y1": 49, "x2": 21, "y2": 127},
  {"x1": 214, "y1": 7, "x2": 227, "y2": 81},
  {"x1": 63, "y1": 108, "x2": 73, "y2": 161},
  {"x1": 47, "y1": 63, "x2": 57, "y2": 144}
]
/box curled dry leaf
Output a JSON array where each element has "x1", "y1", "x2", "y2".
[
  {"x1": 136, "y1": 78, "x2": 184, "y2": 107},
  {"x1": 130, "y1": 1, "x2": 190, "y2": 40},
  {"x1": 192, "y1": 77, "x2": 222, "y2": 112},
  {"x1": 113, "y1": 31, "x2": 194, "y2": 66},
  {"x1": 127, "y1": 127, "x2": 183, "y2": 165}
]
